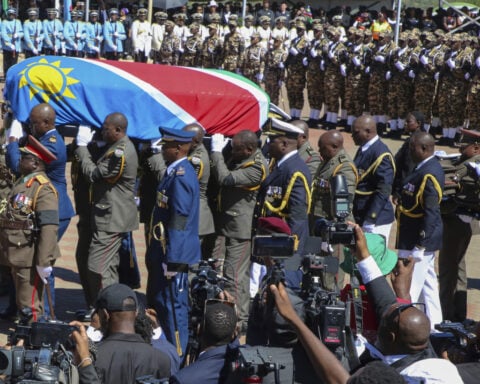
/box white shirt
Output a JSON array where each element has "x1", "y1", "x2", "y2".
[
  {"x1": 277, "y1": 149, "x2": 298, "y2": 168},
  {"x1": 166, "y1": 156, "x2": 187, "y2": 175},
  {"x1": 361, "y1": 135, "x2": 379, "y2": 152}
]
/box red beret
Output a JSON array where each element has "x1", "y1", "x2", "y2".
[
  {"x1": 20, "y1": 135, "x2": 57, "y2": 164},
  {"x1": 257, "y1": 217, "x2": 291, "y2": 235}
]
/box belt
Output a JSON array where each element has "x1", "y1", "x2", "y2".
[{"x1": 0, "y1": 218, "x2": 33, "y2": 230}]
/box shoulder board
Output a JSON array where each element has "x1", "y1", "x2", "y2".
[
  {"x1": 34, "y1": 174, "x2": 50, "y2": 185},
  {"x1": 176, "y1": 166, "x2": 185, "y2": 176},
  {"x1": 49, "y1": 135, "x2": 57, "y2": 143},
  {"x1": 306, "y1": 145, "x2": 315, "y2": 155}
]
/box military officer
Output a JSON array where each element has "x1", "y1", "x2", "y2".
[
  {"x1": 146, "y1": 127, "x2": 200, "y2": 357},
  {"x1": 179, "y1": 23, "x2": 203, "y2": 67},
  {"x1": 439, "y1": 129, "x2": 480, "y2": 322},
  {"x1": 293, "y1": 120, "x2": 321, "y2": 179},
  {"x1": 103, "y1": 8, "x2": 127, "y2": 60},
  {"x1": 23, "y1": 8, "x2": 43, "y2": 58},
  {"x1": 74, "y1": 113, "x2": 138, "y2": 309},
  {"x1": 239, "y1": 14, "x2": 255, "y2": 48},
  {"x1": 210, "y1": 130, "x2": 267, "y2": 334},
  {"x1": 0, "y1": 135, "x2": 59, "y2": 321},
  {"x1": 183, "y1": 124, "x2": 214, "y2": 244},
  {"x1": 159, "y1": 20, "x2": 181, "y2": 66},
  {"x1": 151, "y1": 12, "x2": 167, "y2": 64},
  {"x1": 131, "y1": 8, "x2": 152, "y2": 63},
  {"x1": 85, "y1": 10, "x2": 103, "y2": 59},
  {"x1": 396, "y1": 132, "x2": 444, "y2": 327},
  {"x1": 256, "y1": 119, "x2": 311, "y2": 259},
  {"x1": 310, "y1": 130, "x2": 357, "y2": 226},
  {"x1": 64, "y1": 10, "x2": 86, "y2": 57},
  {"x1": 201, "y1": 24, "x2": 222, "y2": 68},
  {"x1": 222, "y1": 19, "x2": 244, "y2": 72},
  {"x1": 352, "y1": 115, "x2": 395, "y2": 242},
  {"x1": 1, "y1": 8, "x2": 23, "y2": 75},
  {"x1": 264, "y1": 36, "x2": 287, "y2": 106},
  {"x1": 241, "y1": 32, "x2": 266, "y2": 84},
  {"x1": 42, "y1": 8, "x2": 63, "y2": 55}
]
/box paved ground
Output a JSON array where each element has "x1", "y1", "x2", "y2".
[{"x1": 0, "y1": 90, "x2": 479, "y2": 345}]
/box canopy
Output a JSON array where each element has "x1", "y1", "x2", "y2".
[{"x1": 4, "y1": 56, "x2": 269, "y2": 140}]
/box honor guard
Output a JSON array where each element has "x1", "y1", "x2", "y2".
[
  {"x1": 64, "y1": 10, "x2": 87, "y2": 57},
  {"x1": 222, "y1": 19, "x2": 244, "y2": 72},
  {"x1": 1, "y1": 8, "x2": 23, "y2": 75},
  {"x1": 131, "y1": 8, "x2": 152, "y2": 63},
  {"x1": 42, "y1": 8, "x2": 63, "y2": 55},
  {"x1": 241, "y1": 32, "x2": 266, "y2": 84},
  {"x1": 23, "y1": 8, "x2": 43, "y2": 58},
  {"x1": 239, "y1": 14, "x2": 255, "y2": 48},
  {"x1": 159, "y1": 20, "x2": 181, "y2": 65},
  {"x1": 151, "y1": 12, "x2": 167, "y2": 64},
  {"x1": 103, "y1": 8, "x2": 127, "y2": 60},
  {"x1": 0, "y1": 135, "x2": 59, "y2": 321},
  {"x1": 201, "y1": 24, "x2": 222, "y2": 68},
  {"x1": 179, "y1": 23, "x2": 203, "y2": 67},
  {"x1": 85, "y1": 10, "x2": 103, "y2": 58},
  {"x1": 264, "y1": 36, "x2": 287, "y2": 106},
  {"x1": 146, "y1": 127, "x2": 201, "y2": 357}
]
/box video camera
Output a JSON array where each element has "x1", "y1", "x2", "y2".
[
  {"x1": 314, "y1": 174, "x2": 355, "y2": 247},
  {"x1": 432, "y1": 321, "x2": 480, "y2": 364},
  {"x1": 0, "y1": 309, "x2": 78, "y2": 383}
]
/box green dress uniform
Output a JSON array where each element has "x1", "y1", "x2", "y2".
[
  {"x1": 74, "y1": 136, "x2": 138, "y2": 307},
  {"x1": 188, "y1": 144, "x2": 214, "y2": 238},
  {"x1": 211, "y1": 148, "x2": 267, "y2": 330},
  {"x1": 297, "y1": 141, "x2": 321, "y2": 180},
  {"x1": 0, "y1": 171, "x2": 59, "y2": 320}
]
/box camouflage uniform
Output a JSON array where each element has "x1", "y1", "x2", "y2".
[
  {"x1": 241, "y1": 37, "x2": 266, "y2": 84},
  {"x1": 159, "y1": 23, "x2": 181, "y2": 65},
  {"x1": 306, "y1": 29, "x2": 326, "y2": 125},
  {"x1": 264, "y1": 42, "x2": 287, "y2": 105},
  {"x1": 179, "y1": 32, "x2": 203, "y2": 67},
  {"x1": 467, "y1": 49, "x2": 480, "y2": 130},
  {"x1": 201, "y1": 31, "x2": 222, "y2": 68},
  {"x1": 286, "y1": 25, "x2": 309, "y2": 118},
  {"x1": 222, "y1": 25, "x2": 245, "y2": 72}
]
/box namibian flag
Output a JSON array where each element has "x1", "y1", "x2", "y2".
[{"x1": 4, "y1": 56, "x2": 269, "y2": 140}]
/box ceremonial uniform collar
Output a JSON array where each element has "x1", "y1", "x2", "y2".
[
  {"x1": 167, "y1": 156, "x2": 187, "y2": 175},
  {"x1": 276, "y1": 149, "x2": 297, "y2": 167},
  {"x1": 361, "y1": 135, "x2": 379, "y2": 152},
  {"x1": 415, "y1": 155, "x2": 435, "y2": 171}
]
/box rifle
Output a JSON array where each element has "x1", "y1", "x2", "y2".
[
  {"x1": 12, "y1": 20, "x2": 16, "y2": 59},
  {"x1": 94, "y1": 23, "x2": 100, "y2": 59},
  {"x1": 33, "y1": 20, "x2": 39, "y2": 54},
  {"x1": 74, "y1": 21, "x2": 79, "y2": 56},
  {"x1": 113, "y1": 21, "x2": 117, "y2": 58}
]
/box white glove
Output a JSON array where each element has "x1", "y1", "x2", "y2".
[
  {"x1": 374, "y1": 55, "x2": 385, "y2": 63},
  {"x1": 278, "y1": 80, "x2": 284, "y2": 87},
  {"x1": 352, "y1": 56, "x2": 361, "y2": 67},
  {"x1": 365, "y1": 66, "x2": 370, "y2": 74},
  {"x1": 408, "y1": 70, "x2": 416, "y2": 79},
  {"x1": 310, "y1": 48, "x2": 317, "y2": 58},
  {"x1": 32, "y1": 48, "x2": 38, "y2": 55},
  {"x1": 434, "y1": 72, "x2": 440, "y2": 81},
  {"x1": 320, "y1": 60, "x2": 325, "y2": 71},
  {"x1": 211, "y1": 133, "x2": 229, "y2": 152},
  {"x1": 328, "y1": 50, "x2": 334, "y2": 59},
  {"x1": 321, "y1": 241, "x2": 334, "y2": 253},
  {"x1": 289, "y1": 47, "x2": 298, "y2": 56},
  {"x1": 162, "y1": 262, "x2": 177, "y2": 278},
  {"x1": 73, "y1": 43, "x2": 78, "y2": 50},
  {"x1": 278, "y1": 62, "x2": 285, "y2": 69},
  {"x1": 76, "y1": 125, "x2": 94, "y2": 146},
  {"x1": 36, "y1": 265, "x2": 53, "y2": 284},
  {"x1": 362, "y1": 221, "x2": 375, "y2": 233},
  {"x1": 9, "y1": 119, "x2": 24, "y2": 139},
  {"x1": 302, "y1": 57, "x2": 308, "y2": 66},
  {"x1": 35, "y1": 37, "x2": 42, "y2": 43},
  {"x1": 447, "y1": 58, "x2": 456, "y2": 69},
  {"x1": 112, "y1": 44, "x2": 117, "y2": 51},
  {"x1": 150, "y1": 138, "x2": 162, "y2": 153},
  {"x1": 465, "y1": 72, "x2": 471, "y2": 80},
  {"x1": 10, "y1": 44, "x2": 15, "y2": 50},
  {"x1": 476, "y1": 56, "x2": 480, "y2": 69},
  {"x1": 385, "y1": 70, "x2": 392, "y2": 80},
  {"x1": 340, "y1": 63, "x2": 347, "y2": 77},
  {"x1": 113, "y1": 32, "x2": 119, "y2": 37},
  {"x1": 12, "y1": 33, "x2": 17, "y2": 39},
  {"x1": 53, "y1": 31, "x2": 58, "y2": 37},
  {"x1": 420, "y1": 55, "x2": 429, "y2": 65},
  {"x1": 93, "y1": 46, "x2": 100, "y2": 52},
  {"x1": 256, "y1": 73, "x2": 264, "y2": 82},
  {"x1": 467, "y1": 161, "x2": 480, "y2": 177},
  {"x1": 76, "y1": 32, "x2": 81, "y2": 38},
  {"x1": 86, "y1": 326, "x2": 103, "y2": 342},
  {"x1": 394, "y1": 61, "x2": 405, "y2": 71},
  {"x1": 411, "y1": 246, "x2": 425, "y2": 261}
]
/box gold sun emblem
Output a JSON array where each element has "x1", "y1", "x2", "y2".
[{"x1": 18, "y1": 58, "x2": 80, "y2": 103}]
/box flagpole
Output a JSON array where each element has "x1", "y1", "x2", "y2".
[{"x1": 148, "y1": 0, "x2": 152, "y2": 24}]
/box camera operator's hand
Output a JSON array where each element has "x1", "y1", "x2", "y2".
[
  {"x1": 69, "y1": 321, "x2": 92, "y2": 368},
  {"x1": 217, "y1": 289, "x2": 235, "y2": 302},
  {"x1": 145, "y1": 308, "x2": 160, "y2": 329},
  {"x1": 349, "y1": 223, "x2": 370, "y2": 261},
  {"x1": 391, "y1": 256, "x2": 415, "y2": 301},
  {"x1": 269, "y1": 282, "x2": 298, "y2": 324}
]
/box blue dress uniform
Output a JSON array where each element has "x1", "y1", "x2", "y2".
[
  {"x1": 85, "y1": 12, "x2": 103, "y2": 58},
  {"x1": 146, "y1": 127, "x2": 200, "y2": 358},
  {"x1": 23, "y1": 10, "x2": 44, "y2": 58},
  {"x1": 353, "y1": 137, "x2": 395, "y2": 232},
  {"x1": 1, "y1": 10, "x2": 24, "y2": 75},
  {"x1": 42, "y1": 10, "x2": 63, "y2": 55},
  {"x1": 63, "y1": 11, "x2": 87, "y2": 57},
  {"x1": 103, "y1": 9, "x2": 127, "y2": 60}
]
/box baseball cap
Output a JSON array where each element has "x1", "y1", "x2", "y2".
[{"x1": 96, "y1": 283, "x2": 138, "y2": 312}]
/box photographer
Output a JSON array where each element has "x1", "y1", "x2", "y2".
[
  {"x1": 170, "y1": 299, "x2": 240, "y2": 384},
  {"x1": 70, "y1": 321, "x2": 101, "y2": 384}
]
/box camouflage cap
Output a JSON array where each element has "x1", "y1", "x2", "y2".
[
  {"x1": 259, "y1": 15, "x2": 271, "y2": 23},
  {"x1": 245, "y1": 14, "x2": 254, "y2": 21},
  {"x1": 294, "y1": 16, "x2": 306, "y2": 23},
  {"x1": 228, "y1": 14, "x2": 238, "y2": 21},
  {"x1": 208, "y1": 23, "x2": 218, "y2": 30},
  {"x1": 165, "y1": 20, "x2": 175, "y2": 27},
  {"x1": 313, "y1": 24, "x2": 323, "y2": 32},
  {"x1": 398, "y1": 31, "x2": 409, "y2": 41},
  {"x1": 296, "y1": 21, "x2": 306, "y2": 29},
  {"x1": 137, "y1": 8, "x2": 148, "y2": 15},
  {"x1": 364, "y1": 29, "x2": 372, "y2": 36},
  {"x1": 275, "y1": 16, "x2": 286, "y2": 23},
  {"x1": 424, "y1": 32, "x2": 436, "y2": 42},
  {"x1": 174, "y1": 13, "x2": 187, "y2": 20},
  {"x1": 210, "y1": 13, "x2": 221, "y2": 22},
  {"x1": 190, "y1": 22, "x2": 200, "y2": 30},
  {"x1": 192, "y1": 12, "x2": 203, "y2": 20},
  {"x1": 332, "y1": 14, "x2": 342, "y2": 22},
  {"x1": 433, "y1": 29, "x2": 445, "y2": 38},
  {"x1": 311, "y1": 18, "x2": 322, "y2": 25},
  {"x1": 154, "y1": 11, "x2": 168, "y2": 19},
  {"x1": 251, "y1": 31, "x2": 261, "y2": 39},
  {"x1": 326, "y1": 26, "x2": 338, "y2": 36},
  {"x1": 228, "y1": 19, "x2": 238, "y2": 26}
]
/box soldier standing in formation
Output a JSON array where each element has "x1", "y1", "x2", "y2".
[
  {"x1": 23, "y1": 8, "x2": 43, "y2": 58},
  {"x1": 103, "y1": 8, "x2": 126, "y2": 60},
  {"x1": 42, "y1": 8, "x2": 63, "y2": 55},
  {"x1": 131, "y1": 8, "x2": 152, "y2": 63},
  {"x1": 85, "y1": 10, "x2": 103, "y2": 59},
  {"x1": 1, "y1": 8, "x2": 23, "y2": 75},
  {"x1": 222, "y1": 19, "x2": 244, "y2": 72},
  {"x1": 264, "y1": 36, "x2": 287, "y2": 106},
  {"x1": 241, "y1": 32, "x2": 266, "y2": 85},
  {"x1": 159, "y1": 20, "x2": 181, "y2": 65}
]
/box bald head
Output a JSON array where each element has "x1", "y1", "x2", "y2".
[
  {"x1": 409, "y1": 131, "x2": 435, "y2": 163},
  {"x1": 291, "y1": 120, "x2": 309, "y2": 148},
  {"x1": 102, "y1": 112, "x2": 128, "y2": 144},
  {"x1": 29, "y1": 103, "x2": 56, "y2": 137},
  {"x1": 318, "y1": 131, "x2": 344, "y2": 161},
  {"x1": 352, "y1": 116, "x2": 377, "y2": 146},
  {"x1": 377, "y1": 303, "x2": 430, "y2": 355},
  {"x1": 183, "y1": 123, "x2": 205, "y2": 150}
]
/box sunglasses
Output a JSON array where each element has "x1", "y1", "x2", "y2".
[{"x1": 384, "y1": 302, "x2": 426, "y2": 327}]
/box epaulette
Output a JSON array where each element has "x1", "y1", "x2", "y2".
[
  {"x1": 113, "y1": 143, "x2": 126, "y2": 158},
  {"x1": 190, "y1": 156, "x2": 202, "y2": 166},
  {"x1": 48, "y1": 135, "x2": 57, "y2": 143},
  {"x1": 34, "y1": 174, "x2": 49, "y2": 185}
]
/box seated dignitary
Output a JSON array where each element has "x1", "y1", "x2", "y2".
[
  {"x1": 350, "y1": 224, "x2": 462, "y2": 383},
  {"x1": 93, "y1": 283, "x2": 171, "y2": 383},
  {"x1": 170, "y1": 299, "x2": 240, "y2": 384}
]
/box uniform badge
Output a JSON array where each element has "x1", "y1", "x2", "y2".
[
  {"x1": 114, "y1": 148, "x2": 124, "y2": 157},
  {"x1": 157, "y1": 191, "x2": 169, "y2": 209},
  {"x1": 176, "y1": 166, "x2": 185, "y2": 176},
  {"x1": 403, "y1": 183, "x2": 415, "y2": 195},
  {"x1": 49, "y1": 136, "x2": 57, "y2": 143},
  {"x1": 190, "y1": 156, "x2": 201, "y2": 165}
]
